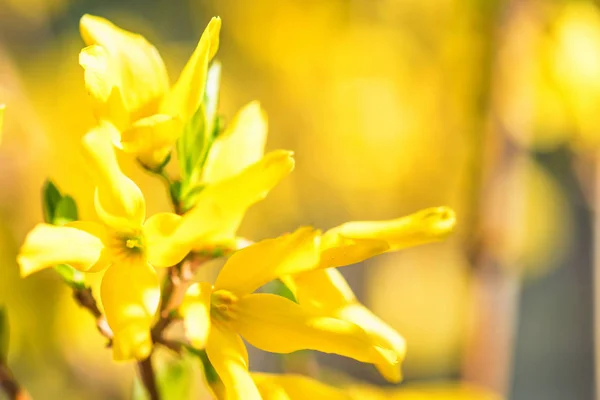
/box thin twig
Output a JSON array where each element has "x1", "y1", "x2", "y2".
[
  {"x1": 137, "y1": 356, "x2": 160, "y2": 400},
  {"x1": 72, "y1": 287, "x2": 113, "y2": 342},
  {"x1": 0, "y1": 362, "x2": 31, "y2": 400}
]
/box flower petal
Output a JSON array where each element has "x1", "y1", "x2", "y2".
[
  {"x1": 80, "y1": 14, "x2": 169, "y2": 119},
  {"x1": 215, "y1": 227, "x2": 320, "y2": 296},
  {"x1": 176, "y1": 150, "x2": 295, "y2": 248},
  {"x1": 79, "y1": 45, "x2": 128, "y2": 129},
  {"x1": 120, "y1": 113, "x2": 182, "y2": 169},
  {"x1": 82, "y1": 125, "x2": 146, "y2": 230},
  {"x1": 202, "y1": 101, "x2": 267, "y2": 183},
  {"x1": 143, "y1": 212, "x2": 187, "y2": 268},
  {"x1": 100, "y1": 261, "x2": 160, "y2": 361},
  {"x1": 180, "y1": 282, "x2": 212, "y2": 349},
  {"x1": 326, "y1": 206, "x2": 456, "y2": 253},
  {"x1": 318, "y1": 233, "x2": 390, "y2": 269},
  {"x1": 205, "y1": 324, "x2": 261, "y2": 400},
  {"x1": 161, "y1": 17, "x2": 221, "y2": 121},
  {"x1": 252, "y1": 373, "x2": 351, "y2": 400},
  {"x1": 288, "y1": 269, "x2": 406, "y2": 382},
  {"x1": 17, "y1": 223, "x2": 106, "y2": 276},
  {"x1": 232, "y1": 294, "x2": 400, "y2": 377},
  {"x1": 0, "y1": 104, "x2": 5, "y2": 144}
]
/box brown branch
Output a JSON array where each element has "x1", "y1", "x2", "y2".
[
  {"x1": 72, "y1": 287, "x2": 113, "y2": 342},
  {"x1": 0, "y1": 362, "x2": 31, "y2": 400},
  {"x1": 137, "y1": 356, "x2": 159, "y2": 400}
]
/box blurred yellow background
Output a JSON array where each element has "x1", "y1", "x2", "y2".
[{"x1": 0, "y1": 0, "x2": 597, "y2": 398}]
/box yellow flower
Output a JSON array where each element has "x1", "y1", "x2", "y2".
[
  {"x1": 16, "y1": 122, "x2": 293, "y2": 361},
  {"x1": 251, "y1": 373, "x2": 351, "y2": 400},
  {"x1": 180, "y1": 228, "x2": 400, "y2": 400},
  {"x1": 79, "y1": 14, "x2": 221, "y2": 168}
]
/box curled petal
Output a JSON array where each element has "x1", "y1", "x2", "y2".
[
  {"x1": 203, "y1": 101, "x2": 267, "y2": 183},
  {"x1": 326, "y1": 206, "x2": 456, "y2": 253},
  {"x1": 17, "y1": 223, "x2": 106, "y2": 276},
  {"x1": 287, "y1": 269, "x2": 405, "y2": 382},
  {"x1": 215, "y1": 227, "x2": 320, "y2": 296},
  {"x1": 176, "y1": 150, "x2": 295, "y2": 248},
  {"x1": 206, "y1": 324, "x2": 261, "y2": 400},
  {"x1": 180, "y1": 282, "x2": 212, "y2": 349},
  {"x1": 161, "y1": 17, "x2": 221, "y2": 121},
  {"x1": 120, "y1": 113, "x2": 182, "y2": 169},
  {"x1": 232, "y1": 294, "x2": 400, "y2": 380},
  {"x1": 100, "y1": 261, "x2": 160, "y2": 361},
  {"x1": 252, "y1": 373, "x2": 351, "y2": 400},
  {"x1": 82, "y1": 125, "x2": 146, "y2": 230},
  {"x1": 80, "y1": 14, "x2": 169, "y2": 118}
]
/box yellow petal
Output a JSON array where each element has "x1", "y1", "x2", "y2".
[
  {"x1": 288, "y1": 269, "x2": 405, "y2": 382},
  {"x1": 82, "y1": 125, "x2": 146, "y2": 230},
  {"x1": 180, "y1": 282, "x2": 212, "y2": 349},
  {"x1": 79, "y1": 45, "x2": 128, "y2": 129},
  {"x1": 215, "y1": 227, "x2": 320, "y2": 296},
  {"x1": 202, "y1": 101, "x2": 267, "y2": 183},
  {"x1": 231, "y1": 294, "x2": 399, "y2": 378},
  {"x1": 252, "y1": 373, "x2": 351, "y2": 400},
  {"x1": 176, "y1": 150, "x2": 295, "y2": 247},
  {"x1": 17, "y1": 223, "x2": 106, "y2": 276},
  {"x1": 80, "y1": 14, "x2": 169, "y2": 119},
  {"x1": 160, "y1": 17, "x2": 221, "y2": 121},
  {"x1": 120, "y1": 113, "x2": 182, "y2": 169},
  {"x1": 143, "y1": 212, "x2": 188, "y2": 268},
  {"x1": 319, "y1": 233, "x2": 390, "y2": 269},
  {"x1": 205, "y1": 324, "x2": 261, "y2": 400},
  {"x1": 100, "y1": 261, "x2": 160, "y2": 361},
  {"x1": 325, "y1": 206, "x2": 456, "y2": 253}
]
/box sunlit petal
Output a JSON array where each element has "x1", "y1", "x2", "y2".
[
  {"x1": 161, "y1": 17, "x2": 221, "y2": 121},
  {"x1": 215, "y1": 227, "x2": 320, "y2": 296},
  {"x1": 325, "y1": 206, "x2": 456, "y2": 253},
  {"x1": 143, "y1": 212, "x2": 187, "y2": 268},
  {"x1": 180, "y1": 282, "x2": 212, "y2": 349},
  {"x1": 82, "y1": 125, "x2": 146, "y2": 230},
  {"x1": 176, "y1": 150, "x2": 294, "y2": 247},
  {"x1": 232, "y1": 294, "x2": 400, "y2": 380},
  {"x1": 205, "y1": 324, "x2": 261, "y2": 400},
  {"x1": 203, "y1": 101, "x2": 267, "y2": 183},
  {"x1": 80, "y1": 14, "x2": 169, "y2": 119},
  {"x1": 17, "y1": 224, "x2": 106, "y2": 276},
  {"x1": 100, "y1": 261, "x2": 160, "y2": 361}
]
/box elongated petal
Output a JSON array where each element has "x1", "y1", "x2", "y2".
[
  {"x1": 202, "y1": 101, "x2": 267, "y2": 183},
  {"x1": 180, "y1": 282, "x2": 212, "y2": 349},
  {"x1": 79, "y1": 45, "x2": 128, "y2": 129},
  {"x1": 232, "y1": 294, "x2": 399, "y2": 378},
  {"x1": 144, "y1": 212, "x2": 187, "y2": 268},
  {"x1": 82, "y1": 125, "x2": 146, "y2": 230},
  {"x1": 101, "y1": 261, "x2": 160, "y2": 361},
  {"x1": 176, "y1": 150, "x2": 295, "y2": 248},
  {"x1": 205, "y1": 324, "x2": 261, "y2": 400},
  {"x1": 287, "y1": 269, "x2": 405, "y2": 382},
  {"x1": 252, "y1": 373, "x2": 351, "y2": 400},
  {"x1": 80, "y1": 14, "x2": 169, "y2": 118},
  {"x1": 161, "y1": 17, "x2": 221, "y2": 121},
  {"x1": 120, "y1": 113, "x2": 182, "y2": 169},
  {"x1": 319, "y1": 233, "x2": 390, "y2": 269},
  {"x1": 17, "y1": 224, "x2": 106, "y2": 276},
  {"x1": 215, "y1": 227, "x2": 320, "y2": 296},
  {"x1": 326, "y1": 207, "x2": 456, "y2": 253}
]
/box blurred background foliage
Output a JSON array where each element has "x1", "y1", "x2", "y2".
[{"x1": 0, "y1": 0, "x2": 597, "y2": 399}]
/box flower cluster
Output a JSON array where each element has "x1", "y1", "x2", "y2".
[{"x1": 16, "y1": 15, "x2": 456, "y2": 399}]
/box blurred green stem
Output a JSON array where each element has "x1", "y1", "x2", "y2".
[{"x1": 0, "y1": 362, "x2": 31, "y2": 400}]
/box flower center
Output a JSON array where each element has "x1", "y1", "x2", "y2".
[
  {"x1": 210, "y1": 289, "x2": 238, "y2": 322},
  {"x1": 111, "y1": 231, "x2": 146, "y2": 262}
]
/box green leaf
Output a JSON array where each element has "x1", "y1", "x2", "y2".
[
  {"x1": 53, "y1": 264, "x2": 85, "y2": 290},
  {"x1": 177, "y1": 103, "x2": 207, "y2": 185},
  {"x1": 0, "y1": 306, "x2": 8, "y2": 364},
  {"x1": 42, "y1": 179, "x2": 62, "y2": 224},
  {"x1": 264, "y1": 279, "x2": 298, "y2": 303},
  {"x1": 53, "y1": 195, "x2": 78, "y2": 226}
]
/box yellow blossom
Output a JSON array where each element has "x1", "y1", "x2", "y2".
[
  {"x1": 79, "y1": 14, "x2": 221, "y2": 168},
  {"x1": 17, "y1": 123, "x2": 293, "y2": 361},
  {"x1": 180, "y1": 228, "x2": 401, "y2": 400}
]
